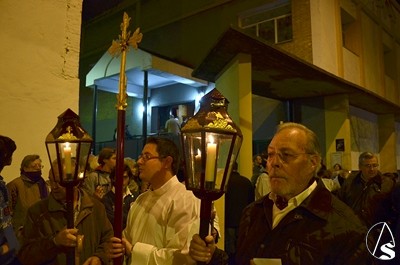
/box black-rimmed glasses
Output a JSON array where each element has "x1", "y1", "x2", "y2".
[
  {"x1": 138, "y1": 153, "x2": 163, "y2": 162},
  {"x1": 267, "y1": 151, "x2": 312, "y2": 164}
]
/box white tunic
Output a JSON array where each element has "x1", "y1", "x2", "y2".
[
  {"x1": 255, "y1": 172, "x2": 271, "y2": 200},
  {"x1": 123, "y1": 176, "x2": 199, "y2": 265}
]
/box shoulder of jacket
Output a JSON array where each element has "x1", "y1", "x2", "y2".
[
  {"x1": 27, "y1": 197, "x2": 50, "y2": 216},
  {"x1": 6, "y1": 176, "x2": 23, "y2": 185}
]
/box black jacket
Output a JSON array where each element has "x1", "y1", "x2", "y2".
[
  {"x1": 234, "y1": 181, "x2": 372, "y2": 265},
  {"x1": 337, "y1": 171, "x2": 395, "y2": 227},
  {"x1": 102, "y1": 190, "x2": 135, "y2": 229},
  {"x1": 225, "y1": 171, "x2": 254, "y2": 228}
]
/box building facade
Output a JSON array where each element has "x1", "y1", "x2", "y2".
[
  {"x1": 80, "y1": 1, "x2": 400, "y2": 249},
  {"x1": 81, "y1": 0, "x2": 400, "y2": 173}
]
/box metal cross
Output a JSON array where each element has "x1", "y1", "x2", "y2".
[{"x1": 108, "y1": 12, "x2": 143, "y2": 110}]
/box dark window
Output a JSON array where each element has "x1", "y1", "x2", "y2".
[{"x1": 239, "y1": 2, "x2": 292, "y2": 44}]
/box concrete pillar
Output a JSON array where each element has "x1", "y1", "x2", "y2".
[
  {"x1": 216, "y1": 53, "x2": 253, "y2": 179},
  {"x1": 212, "y1": 53, "x2": 252, "y2": 250},
  {"x1": 378, "y1": 114, "x2": 397, "y2": 173},
  {"x1": 324, "y1": 94, "x2": 352, "y2": 170}
]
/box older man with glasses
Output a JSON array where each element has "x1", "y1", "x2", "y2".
[
  {"x1": 189, "y1": 122, "x2": 372, "y2": 265},
  {"x1": 337, "y1": 151, "x2": 396, "y2": 227},
  {"x1": 7, "y1": 155, "x2": 49, "y2": 237}
]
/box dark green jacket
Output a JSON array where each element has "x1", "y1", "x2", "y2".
[
  {"x1": 18, "y1": 189, "x2": 113, "y2": 265},
  {"x1": 234, "y1": 181, "x2": 372, "y2": 265},
  {"x1": 337, "y1": 171, "x2": 395, "y2": 227}
]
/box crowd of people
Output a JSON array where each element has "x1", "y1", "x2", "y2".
[{"x1": 1, "y1": 121, "x2": 400, "y2": 264}]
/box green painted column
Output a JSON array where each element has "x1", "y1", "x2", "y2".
[
  {"x1": 378, "y1": 114, "x2": 397, "y2": 173},
  {"x1": 214, "y1": 53, "x2": 253, "y2": 250},
  {"x1": 216, "y1": 53, "x2": 253, "y2": 179},
  {"x1": 324, "y1": 94, "x2": 352, "y2": 171}
]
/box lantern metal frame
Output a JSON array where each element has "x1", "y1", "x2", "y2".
[
  {"x1": 180, "y1": 88, "x2": 243, "y2": 249},
  {"x1": 45, "y1": 108, "x2": 93, "y2": 265}
]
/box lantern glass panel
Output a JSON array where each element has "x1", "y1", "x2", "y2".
[
  {"x1": 182, "y1": 132, "x2": 202, "y2": 189},
  {"x1": 77, "y1": 142, "x2": 92, "y2": 179},
  {"x1": 45, "y1": 142, "x2": 57, "y2": 178},
  {"x1": 223, "y1": 134, "x2": 242, "y2": 188},
  {"x1": 183, "y1": 131, "x2": 241, "y2": 193},
  {"x1": 46, "y1": 141, "x2": 91, "y2": 184}
]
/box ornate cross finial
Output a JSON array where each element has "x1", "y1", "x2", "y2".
[{"x1": 108, "y1": 12, "x2": 143, "y2": 110}]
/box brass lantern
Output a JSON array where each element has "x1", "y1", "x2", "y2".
[
  {"x1": 45, "y1": 108, "x2": 93, "y2": 187},
  {"x1": 45, "y1": 108, "x2": 92, "y2": 265},
  {"x1": 180, "y1": 88, "x2": 242, "y2": 240}
]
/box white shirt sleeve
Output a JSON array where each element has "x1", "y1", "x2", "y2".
[{"x1": 255, "y1": 173, "x2": 270, "y2": 200}]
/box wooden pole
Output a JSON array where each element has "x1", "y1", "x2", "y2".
[
  {"x1": 66, "y1": 183, "x2": 75, "y2": 265},
  {"x1": 108, "y1": 12, "x2": 142, "y2": 265},
  {"x1": 198, "y1": 199, "x2": 212, "y2": 265}
]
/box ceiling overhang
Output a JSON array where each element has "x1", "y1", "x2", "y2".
[
  {"x1": 193, "y1": 27, "x2": 400, "y2": 120},
  {"x1": 86, "y1": 48, "x2": 207, "y2": 98}
]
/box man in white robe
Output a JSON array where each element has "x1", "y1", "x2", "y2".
[{"x1": 109, "y1": 137, "x2": 199, "y2": 265}]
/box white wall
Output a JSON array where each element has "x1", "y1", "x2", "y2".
[{"x1": 0, "y1": 0, "x2": 82, "y2": 182}]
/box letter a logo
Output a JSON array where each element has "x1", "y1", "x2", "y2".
[{"x1": 366, "y1": 222, "x2": 396, "y2": 260}]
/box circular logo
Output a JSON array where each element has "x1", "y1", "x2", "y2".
[{"x1": 365, "y1": 222, "x2": 395, "y2": 260}]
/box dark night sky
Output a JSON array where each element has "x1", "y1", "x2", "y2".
[
  {"x1": 82, "y1": 0, "x2": 122, "y2": 22},
  {"x1": 82, "y1": 0, "x2": 400, "y2": 22}
]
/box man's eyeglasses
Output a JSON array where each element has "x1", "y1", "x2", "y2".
[
  {"x1": 362, "y1": 164, "x2": 379, "y2": 169},
  {"x1": 138, "y1": 153, "x2": 163, "y2": 162},
  {"x1": 29, "y1": 163, "x2": 44, "y2": 169},
  {"x1": 267, "y1": 151, "x2": 311, "y2": 164}
]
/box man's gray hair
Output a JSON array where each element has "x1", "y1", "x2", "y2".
[
  {"x1": 358, "y1": 152, "x2": 377, "y2": 166},
  {"x1": 276, "y1": 122, "x2": 322, "y2": 174}
]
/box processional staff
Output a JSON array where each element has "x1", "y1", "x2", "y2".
[{"x1": 108, "y1": 12, "x2": 143, "y2": 265}]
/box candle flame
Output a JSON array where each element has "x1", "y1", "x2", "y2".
[{"x1": 208, "y1": 135, "x2": 214, "y2": 144}]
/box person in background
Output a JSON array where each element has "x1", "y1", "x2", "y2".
[
  {"x1": 125, "y1": 125, "x2": 134, "y2": 140},
  {"x1": 82, "y1": 147, "x2": 116, "y2": 199},
  {"x1": 124, "y1": 157, "x2": 141, "y2": 195},
  {"x1": 189, "y1": 122, "x2": 372, "y2": 265},
  {"x1": 255, "y1": 168, "x2": 270, "y2": 200},
  {"x1": 113, "y1": 125, "x2": 134, "y2": 140},
  {"x1": 7, "y1": 155, "x2": 49, "y2": 237},
  {"x1": 317, "y1": 160, "x2": 340, "y2": 192},
  {"x1": 330, "y1": 163, "x2": 349, "y2": 187},
  {"x1": 113, "y1": 128, "x2": 117, "y2": 141},
  {"x1": 225, "y1": 162, "x2": 254, "y2": 264},
  {"x1": 102, "y1": 163, "x2": 137, "y2": 229},
  {"x1": 86, "y1": 154, "x2": 99, "y2": 174},
  {"x1": 108, "y1": 137, "x2": 199, "y2": 264},
  {"x1": 332, "y1": 163, "x2": 342, "y2": 172},
  {"x1": 337, "y1": 152, "x2": 396, "y2": 227},
  {"x1": 390, "y1": 180, "x2": 400, "y2": 265},
  {"x1": 165, "y1": 108, "x2": 181, "y2": 135},
  {"x1": 251, "y1": 154, "x2": 264, "y2": 187},
  {"x1": 17, "y1": 160, "x2": 113, "y2": 265},
  {"x1": 316, "y1": 160, "x2": 330, "y2": 178},
  {"x1": 0, "y1": 135, "x2": 20, "y2": 265}
]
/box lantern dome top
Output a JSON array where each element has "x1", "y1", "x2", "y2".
[
  {"x1": 200, "y1": 88, "x2": 229, "y2": 107},
  {"x1": 46, "y1": 108, "x2": 93, "y2": 143},
  {"x1": 181, "y1": 88, "x2": 242, "y2": 135}
]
